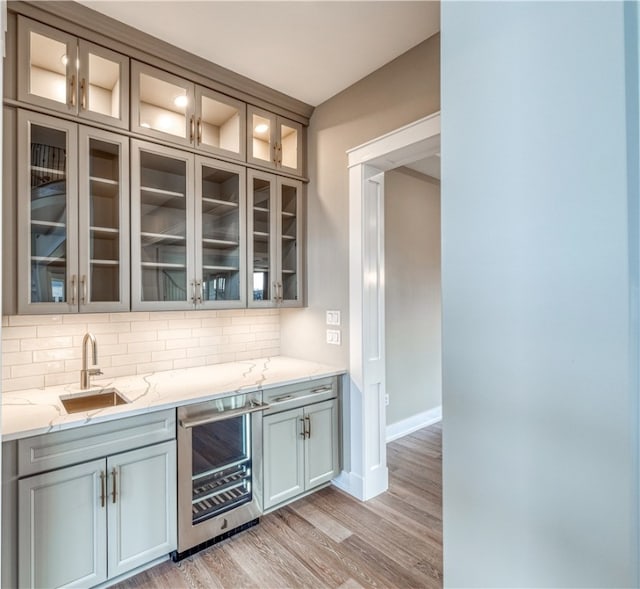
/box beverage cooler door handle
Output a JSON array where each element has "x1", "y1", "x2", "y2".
[{"x1": 180, "y1": 402, "x2": 271, "y2": 428}]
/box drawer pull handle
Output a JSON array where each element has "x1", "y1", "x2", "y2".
[
  {"x1": 311, "y1": 386, "x2": 333, "y2": 395},
  {"x1": 111, "y1": 468, "x2": 117, "y2": 504},
  {"x1": 273, "y1": 394, "x2": 294, "y2": 403},
  {"x1": 99, "y1": 471, "x2": 106, "y2": 508}
]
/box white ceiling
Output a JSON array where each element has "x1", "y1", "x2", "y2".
[{"x1": 78, "y1": 1, "x2": 440, "y2": 107}]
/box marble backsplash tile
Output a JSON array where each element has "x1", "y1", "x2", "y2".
[{"x1": 1, "y1": 309, "x2": 280, "y2": 392}]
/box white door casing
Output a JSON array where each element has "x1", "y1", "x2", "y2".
[{"x1": 335, "y1": 113, "x2": 441, "y2": 501}]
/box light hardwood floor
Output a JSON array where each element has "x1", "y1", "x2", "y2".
[{"x1": 114, "y1": 423, "x2": 442, "y2": 589}]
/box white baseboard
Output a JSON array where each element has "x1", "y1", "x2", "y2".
[{"x1": 386, "y1": 405, "x2": 442, "y2": 442}]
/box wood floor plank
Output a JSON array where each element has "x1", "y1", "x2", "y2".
[
  {"x1": 288, "y1": 496, "x2": 353, "y2": 542},
  {"x1": 116, "y1": 422, "x2": 443, "y2": 588}
]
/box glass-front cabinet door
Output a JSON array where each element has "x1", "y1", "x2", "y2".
[
  {"x1": 17, "y1": 17, "x2": 129, "y2": 128},
  {"x1": 247, "y1": 170, "x2": 276, "y2": 306},
  {"x1": 77, "y1": 40, "x2": 129, "y2": 129},
  {"x1": 195, "y1": 88, "x2": 246, "y2": 161},
  {"x1": 17, "y1": 110, "x2": 130, "y2": 314},
  {"x1": 18, "y1": 111, "x2": 78, "y2": 314},
  {"x1": 277, "y1": 178, "x2": 303, "y2": 305},
  {"x1": 131, "y1": 140, "x2": 195, "y2": 310},
  {"x1": 247, "y1": 170, "x2": 303, "y2": 308},
  {"x1": 132, "y1": 62, "x2": 195, "y2": 147},
  {"x1": 78, "y1": 127, "x2": 129, "y2": 311},
  {"x1": 247, "y1": 106, "x2": 303, "y2": 177},
  {"x1": 196, "y1": 158, "x2": 246, "y2": 308}
]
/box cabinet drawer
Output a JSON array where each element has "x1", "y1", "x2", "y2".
[
  {"x1": 18, "y1": 409, "x2": 176, "y2": 477},
  {"x1": 263, "y1": 376, "x2": 337, "y2": 414}
]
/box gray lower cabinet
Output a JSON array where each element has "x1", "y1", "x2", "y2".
[
  {"x1": 18, "y1": 440, "x2": 176, "y2": 589},
  {"x1": 14, "y1": 410, "x2": 177, "y2": 589},
  {"x1": 263, "y1": 398, "x2": 339, "y2": 510}
]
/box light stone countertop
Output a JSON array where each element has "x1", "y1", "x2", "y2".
[{"x1": 2, "y1": 356, "x2": 346, "y2": 441}]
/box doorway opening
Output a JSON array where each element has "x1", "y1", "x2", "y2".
[{"x1": 335, "y1": 113, "x2": 440, "y2": 500}]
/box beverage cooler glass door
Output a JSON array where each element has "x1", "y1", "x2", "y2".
[
  {"x1": 177, "y1": 390, "x2": 266, "y2": 554},
  {"x1": 191, "y1": 409, "x2": 252, "y2": 523}
]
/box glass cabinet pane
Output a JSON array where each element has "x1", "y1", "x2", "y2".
[
  {"x1": 250, "y1": 113, "x2": 272, "y2": 165},
  {"x1": 199, "y1": 94, "x2": 242, "y2": 155},
  {"x1": 29, "y1": 124, "x2": 69, "y2": 303},
  {"x1": 138, "y1": 150, "x2": 188, "y2": 302},
  {"x1": 88, "y1": 138, "x2": 121, "y2": 302},
  {"x1": 280, "y1": 183, "x2": 299, "y2": 301},
  {"x1": 28, "y1": 30, "x2": 70, "y2": 105},
  {"x1": 200, "y1": 165, "x2": 241, "y2": 302},
  {"x1": 138, "y1": 71, "x2": 189, "y2": 139},
  {"x1": 251, "y1": 177, "x2": 272, "y2": 301},
  {"x1": 85, "y1": 52, "x2": 120, "y2": 119},
  {"x1": 280, "y1": 123, "x2": 299, "y2": 171}
]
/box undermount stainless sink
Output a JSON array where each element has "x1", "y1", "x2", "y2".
[{"x1": 59, "y1": 388, "x2": 129, "y2": 414}]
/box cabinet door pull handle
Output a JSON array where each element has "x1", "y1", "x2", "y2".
[
  {"x1": 69, "y1": 74, "x2": 76, "y2": 107},
  {"x1": 111, "y1": 467, "x2": 117, "y2": 504},
  {"x1": 80, "y1": 275, "x2": 87, "y2": 305},
  {"x1": 299, "y1": 417, "x2": 306, "y2": 439},
  {"x1": 197, "y1": 117, "x2": 202, "y2": 144},
  {"x1": 305, "y1": 415, "x2": 311, "y2": 439},
  {"x1": 196, "y1": 279, "x2": 203, "y2": 305},
  {"x1": 80, "y1": 78, "x2": 87, "y2": 110},
  {"x1": 100, "y1": 471, "x2": 106, "y2": 508},
  {"x1": 70, "y1": 274, "x2": 77, "y2": 305},
  {"x1": 273, "y1": 143, "x2": 278, "y2": 165},
  {"x1": 190, "y1": 115, "x2": 195, "y2": 142},
  {"x1": 190, "y1": 279, "x2": 196, "y2": 304}
]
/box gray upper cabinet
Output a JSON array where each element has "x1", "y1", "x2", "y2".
[
  {"x1": 132, "y1": 62, "x2": 246, "y2": 161},
  {"x1": 17, "y1": 16, "x2": 129, "y2": 129},
  {"x1": 247, "y1": 105, "x2": 303, "y2": 176},
  {"x1": 17, "y1": 110, "x2": 130, "y2": 314},
  {"x1": 131, "y1": 139, "x2": 246, "y2": 310},
  {"x1": 248, "y1": 169, "x2": 303, "y2": 308}
]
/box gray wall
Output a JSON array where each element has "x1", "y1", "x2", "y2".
[
  {"x1": 280, "y1": 36, "x2": 440, "y2": 365},
  {"x1": 442, "y1": 1, "x2": 638, "y2": 586},
  {"x1": 384, "y1": 168, "x2": 441, "y2": 426}
]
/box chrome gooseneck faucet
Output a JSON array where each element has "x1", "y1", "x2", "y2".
[{"x1": 80, "y1": 332, "x2": 103, "y2": 390}]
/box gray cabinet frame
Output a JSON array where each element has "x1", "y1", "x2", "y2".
[
  {"x1": 247, "y1": 105, "x2": 303, "y2": 176},
  {"x1": 131, "y1": 139, "x2": 196, "y2": 311},
  {"x1": 17, "y1": 110, "x2": 130, "y2": 314},
  {"x1": 17, "y1": 16, "x2": 130, "y2": 129},
  {"x1": 17, "y1": 110, "x2": 79, "y2": 314},
  {"x1": 247, "y1": 169, "x2": 303, "y2": 308}
]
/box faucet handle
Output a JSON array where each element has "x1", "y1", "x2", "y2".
[{"x1": 89, "y1": 367, "x2": 103, "y2": 376}]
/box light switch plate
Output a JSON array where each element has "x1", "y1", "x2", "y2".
[
  {"x1": 326, "y1": 310, "x2": 341, "y2": 326},
  {"x1": 326, "y1": 329, "x2": 341, "y2": 345}
]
